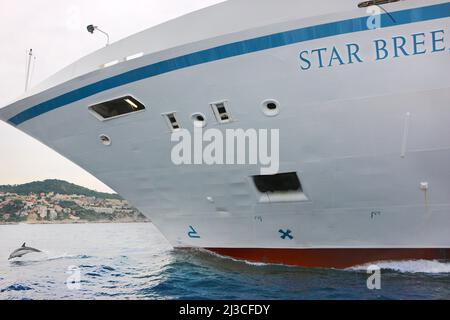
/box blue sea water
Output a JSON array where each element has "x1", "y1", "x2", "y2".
[{"x1": 0, "y1": 223, "x2": 449, "y2": 300}]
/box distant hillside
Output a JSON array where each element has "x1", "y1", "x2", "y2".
[{"x1": 0, "y1": 180, "x2": 121, "y2": 199}]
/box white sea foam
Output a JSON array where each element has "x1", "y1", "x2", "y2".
[
  {"x1": 195, "y1": 248, "x2": 450, "y2": 272},
  {"x1": 45, "y1": 252, "x2": 78, "y2": 261},
  {"x1": 348, "y1": 260, "x2": 450, "y2": 274}
]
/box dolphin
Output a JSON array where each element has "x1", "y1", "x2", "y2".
[{"x1": 8, "y1": 243, "x2": 42, "y2": 260}]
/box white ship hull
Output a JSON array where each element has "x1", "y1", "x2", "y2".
[{"x1": 1, "y1": 0, "x2": 449, "y2": 267}]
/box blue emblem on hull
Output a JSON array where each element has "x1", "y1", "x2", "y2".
[
  {"x1": 188, "y1": 226, "x2": 201, "y2": 239},
  {"x1": 279, "y1": 229, "x2": 293, "y2": 240}
]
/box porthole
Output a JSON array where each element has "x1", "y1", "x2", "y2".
[
  {"x1": 191, "y1": 113, "x2": 207, "y2": 128},
  {"x1": 99, "y1": 134, "x2": 112, "y2": 146},
  {"x1": 261, "y1": 99, "x2": 280, "y2": 117},
  {"x1": 267, "y1": 103, "x2": 277, "y2": 110}
]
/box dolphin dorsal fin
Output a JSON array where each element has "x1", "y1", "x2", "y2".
[{"x1": 22, "y1": 242, "x2": 26, "y2": 247}]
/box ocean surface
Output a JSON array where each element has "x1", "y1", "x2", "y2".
[{"x1": 0, "y1": 223, "x2": 448, "y2": 300}]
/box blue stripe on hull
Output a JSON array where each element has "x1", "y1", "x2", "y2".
[{"x1": 9, "y1": 2, "x2": 450, "y2": 125}]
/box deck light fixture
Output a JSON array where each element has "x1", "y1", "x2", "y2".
[{"x1": 87, "y1": 24, "x2": 110, "y2": 46}]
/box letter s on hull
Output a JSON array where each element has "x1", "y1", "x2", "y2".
[{"x1": 299, "y1": 50, "x2": 311, "y2": 70}]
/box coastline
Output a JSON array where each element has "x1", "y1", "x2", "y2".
[
  {"x1": 0, "y1": 219, "x2": 150, "y2": 226},
  {"x1": 1, "y1": 180, "x2": 148, "y2": 225}
]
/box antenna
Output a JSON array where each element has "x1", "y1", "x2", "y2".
[
  {"x1": 377, "y1": 4, "x2": 397, "y2": 23},
  {"x1": 25, "y1": 49, "x2": 35, "y2": 92}
]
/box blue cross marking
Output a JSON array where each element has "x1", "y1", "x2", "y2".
[
  {"x1": 188, "y1": 226, "x2": 201, "y2": 239},
  {"x1": 279, "y1": 229, "x2": 293, "y2": 240}
]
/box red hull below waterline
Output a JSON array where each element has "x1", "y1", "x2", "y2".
[{"x1": 206, "y1": 248, "x2": 450, "y2": 269}]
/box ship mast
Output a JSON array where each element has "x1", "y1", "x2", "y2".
[{"x1": 25, "y1": 48, "x2": 35, "y2": 92}]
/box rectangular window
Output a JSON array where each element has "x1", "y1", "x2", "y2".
[
  {"x1": 89, "y1": 96, "x2": 145, "y2": 120},
  {"x1": 251, "y1": 172, "x2": 308, "y2": 203},
  {"x1": 162, "y1": 112, "x2": 181, "y2": 131},
  {"x1": 126, "y1": 52, "x2": 144, "y2": 61},
  {"x1": 102, "y1": 60, "x2": 119, "y2": 68},
  {"x1": 211, "y1": 101, "x2": 232, "y2": 123}
]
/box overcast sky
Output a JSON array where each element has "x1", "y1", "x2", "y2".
[{"x1": 0, "y1": 0, "x2": 224, "y2": 192}]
